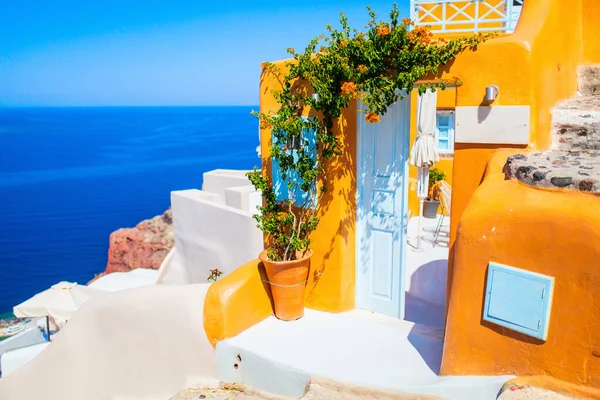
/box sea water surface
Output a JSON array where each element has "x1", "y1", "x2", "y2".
[{"x1": 0, "y1": 107, "x2": 259, "y2": 312}]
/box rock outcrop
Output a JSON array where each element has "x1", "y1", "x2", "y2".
[{"x1": 90, "y1": 209, "x2": 174, "y2": 283}]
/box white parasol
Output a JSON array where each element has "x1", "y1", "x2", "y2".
[{"x1": 409, "y1": 89, "x2": 439, "y2": 250}]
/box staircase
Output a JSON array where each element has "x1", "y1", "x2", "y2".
[{"x1": 507, "y1": 66, "x2": 600, "y2": 193}]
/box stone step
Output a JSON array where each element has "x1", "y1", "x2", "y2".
[
  {"x1": 551, "y1": 95, "x2": 600, "y2": 151},
  {"x1": 506, "y1": 151, "x2": 600, "y2": 194},
  {"x1": 579, "y1": 65, "x2": 600, "y2": 96}
]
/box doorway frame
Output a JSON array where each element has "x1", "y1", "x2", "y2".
[{"x1": 355, "y1": 96, "x2": 411, "y2": 320}]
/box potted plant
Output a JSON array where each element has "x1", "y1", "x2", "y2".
[
  {"x1": 423, "y1": 167, "x2": 446, "y2": 218},
  {"x1": 247, "y1": 6, "x2": 489, "y2": 321}
]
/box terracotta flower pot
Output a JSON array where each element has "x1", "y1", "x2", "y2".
[{"x1": 259, "y1": 250, "x2": 312, "y2": 321}]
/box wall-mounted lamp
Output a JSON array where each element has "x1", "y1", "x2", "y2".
[
  {"x1": 312, "y1": 93, "x2": 320, "y2": 102},
  {"x1": 485, "y1": 85, "x2": 499, "y2": 102}
]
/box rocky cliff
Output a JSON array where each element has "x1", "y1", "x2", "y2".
[{"x1": 90, "y1": 209, "x2": 174, "y2": 282}]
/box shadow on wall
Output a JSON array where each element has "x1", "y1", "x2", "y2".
[
  {"x1": 404, "y1": 259, "x2": 447, "y2": 330},
  {"x1": 405, "y1": 292, "x2": 446, "y2": 331},
  {"x1": 409, "y1": 259, "x2": 448, "y2": 307}
]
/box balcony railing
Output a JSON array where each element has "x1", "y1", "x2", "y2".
[{"x1": 410, "y1": 0, "x2": 524, "y2": 34}]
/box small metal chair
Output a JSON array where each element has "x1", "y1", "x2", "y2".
[{"x1": 433, "y1": 181, "x2": 452, "y2": 247}]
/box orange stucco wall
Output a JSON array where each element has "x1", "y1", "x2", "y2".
[
  {"x1": 441, "y1": 0, "x2": 584, "y2": 311},
  {"x1": 442, "y1": 150, "x2": 600, "y2": 387},
  {"x1": 582, "y1": 0, "x2": 600, "y2": 64},
  {"x1": 203, "y1": 259, "x2": 274, "y2": 347},
  {"x1": 441, "y1": 0, "x2": 600, "y2": 386}
]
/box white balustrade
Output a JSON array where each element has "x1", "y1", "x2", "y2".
[{"x1": 409, "y1": 0, "x2": 523, "y2": 34}]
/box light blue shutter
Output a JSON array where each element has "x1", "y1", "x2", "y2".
[
  {"x1": 272, "y1": 118, "x2": 317, "y2": 207},
  {"x1": 483, "y1": 262, "x2": 554, "y2": 340},
  {"x1": 435, "y1": 113, "x2": 455, "y2": 152}
]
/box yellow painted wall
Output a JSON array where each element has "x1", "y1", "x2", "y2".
[
  {"x1": 258, "y1": 62, "x2": 357, "y2": 313},
  {"x1": 582, "y1": 0, "x2": 600, "y2": 64}
]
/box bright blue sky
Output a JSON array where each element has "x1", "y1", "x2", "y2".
[{"x1": 0, "y1": 1, "x2": 409, "y2": 106}]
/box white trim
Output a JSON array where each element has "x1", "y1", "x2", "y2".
[{"x1": 410, "y1": 0, "x2": 523, "y2": 34}]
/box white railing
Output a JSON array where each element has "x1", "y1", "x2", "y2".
[{"x1": 410, "y1": 0, "x2": 523, "y2": 34}]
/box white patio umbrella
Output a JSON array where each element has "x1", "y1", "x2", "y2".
[
  {"x1": 14, "y1": 282, "x2": 105, "y2": 339},
  {"x1": 409, "y1": 89, "x2": 439, "y2": 250}
]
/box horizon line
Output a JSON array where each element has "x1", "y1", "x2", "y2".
[{"x1": 0, "y1": 104, "x2": 260, "y2": 108}]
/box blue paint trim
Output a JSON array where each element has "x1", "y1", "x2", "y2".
[
  {"x1": 369, "y1": 227, "x2": 395, "y2": 301},
  {"x1": 396, "y1": 95, "x2": 410, "y2": 321},
  {"x1": 483, "y1": 262, "x2": 554, "y2": 341},
  {"x1": 271, "y1": 117, "x2": 317, "y2": 208}
]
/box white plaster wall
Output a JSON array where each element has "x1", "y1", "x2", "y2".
[
  {"x1": 0, "y1": 284, "x2": 217, "y2": 400},
  {"x1": 157, "y1": 189, "x2": 263, "y2": 285},
  {"x1": 1, "y1": 342, "x2": 48, "y2": 377},
  {"x1": 248, "y1": 191, "x2": 262, "y2": 215},
  {"x1": 0, "y1": 324, "x2": 45, "y2": 374},
  {"x1": 202, "y1": 170, "x2": 252, "y2": 204},
  {"x1": 225, "y1": 185, "x2": 260, "y2": 213}
]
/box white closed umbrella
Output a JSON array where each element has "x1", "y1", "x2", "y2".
[
  {"x1": 14, "y1": 281, "x2": 105, "y2": 323},
  {"x1": 409, "y1": 89, "x2": 439, "y2": 250}
]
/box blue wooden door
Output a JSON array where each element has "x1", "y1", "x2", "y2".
[{"x1": 356, "y1": 97, "x2": 410, "y2": 319}]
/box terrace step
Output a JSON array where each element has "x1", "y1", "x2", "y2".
[
  {"x1": 506, "y1": 150, "x2": 600, "y2": 194},
  {"x1": 216, "y1": 310, "x2": 512, "y2": 400},
  {"x1": 551, "y1": 95, "x2": 600, "y2": 151},
  {"x1": 578, "y1": 65, "x2": 600, "y2": 97}
]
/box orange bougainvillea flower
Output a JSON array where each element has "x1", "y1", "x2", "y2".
[
  {"x1": 341, "y1": 81, "x2": 357, "y2": 95},
  {"x1": 260, "y1": 119, "x2": 272, "y2": 130},
  {"x1": 340, "y1": 39, "x2": 348, "y2": 47},
  {"x1": 402, "y1": 18, "x2": 412, "y2": 26},
  {"x1": 408, "y1": 26, "x2": 432, "y2": 44},
  {"x1": 357, "y1": 64, "x2": 368, "y2": 73},
  {"x1": 376, "y1": 25, "x2": 391, "y2": 36},
  {"x1": 365, "y1": 112, "x2": 381, "y2": 124}
]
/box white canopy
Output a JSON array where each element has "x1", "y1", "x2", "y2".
[
  {"x1": 88, "y1": 269, "x2": 158, "y2": 292},
  {"x1": 410, "y1": 89, "x2": 439, "y2": 169},
  {"x1": 13, "y1": 282, "x2": 105, "y2": 321}
]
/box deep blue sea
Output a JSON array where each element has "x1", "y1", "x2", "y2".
[{"x1": 0, "y1": 106, "x2": 259, "y2": 313}]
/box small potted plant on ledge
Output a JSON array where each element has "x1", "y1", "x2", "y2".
[{"x1": 423, "y1": 168, "x2": 446, "y2": 218}]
